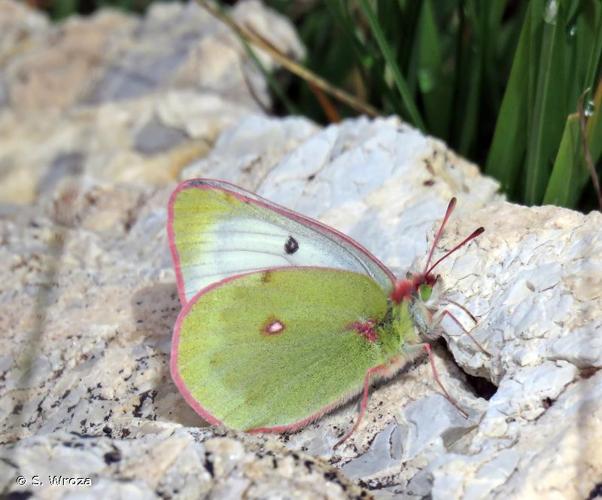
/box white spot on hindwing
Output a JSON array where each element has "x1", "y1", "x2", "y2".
[{"x1": 262, "y1": 316, "x2": 286, "y2": 336}]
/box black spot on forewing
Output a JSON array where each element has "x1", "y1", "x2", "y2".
[{"x1": 284, "y1": 236, "x2": 299, "y2": 254}]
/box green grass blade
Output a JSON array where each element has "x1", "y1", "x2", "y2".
[
  {"x1": 323, "y1": 0, "x2": 401, "y2": 115},
  {"x1": 412, "y1": 0, "x2": 451, "y2": 137},
  {"x1": 455, "y1": 0, "x2": 487, "y2": 156},
  {"x1": 544, "y1": 83, "x2": 602, "y2": 207},
  {"x1": 322, "y1": 0, "x2": 370, "y2": 82},
  {"x1": 566, "y1": 0, "x2": 600, "y2": 108},
  {"x1": 358, "y1": 0, "x2": 425, "y2": 129},
  {"x1": 480, "y1": 0, "x2": 508, "y2": 115},
  {"x1": 588, "y1": 83, "x2": 602, "y2": 163},
  {"x1": 583, "y1": 0, "x2": 602, "y2": 87},
  {"x1": 524, "y1": 1, "x2": 568, "y2": 205},
  {"x1": 386, "y1": 0, "x2": 421, "y2": 90},
  {"x1": 527, "y1": 0, "x2": 545, "y2": 135},
  {"x1": 52, "y1": 0, "x2": 78, "y2": 20},
  {"x1": 542, "y1": 113, "x2": 581, "y2": 206},
  {"x1": 485, "y1": 2, "x2": 532, "y2": 195}
]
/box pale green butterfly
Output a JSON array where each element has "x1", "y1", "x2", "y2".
[{"x1": 168, "y1": 178, "x2": 484, "y2": 446}]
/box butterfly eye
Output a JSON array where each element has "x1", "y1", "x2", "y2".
[
  {"x1": 419, "y1": 284, "x2": 433, "y2": 301},
  {"x1": 425, "y1": 274, "x2": 437, "y2": 286}
]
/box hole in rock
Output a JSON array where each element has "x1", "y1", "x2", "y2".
[
  {"x1": 463, "y1": 372, "x2": 497, "y2": 400},
  {"x1": 586, "y1": 482, "x2": 602, "y2": 500},
  {"x1": 434, "y1": 339, "x2": 498, "y2": 400}
]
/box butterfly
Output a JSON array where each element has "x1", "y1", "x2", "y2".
[{"x1": 168, "y1": 178, "x2": 485, "y2": 446}]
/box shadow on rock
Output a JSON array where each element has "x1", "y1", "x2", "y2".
[
  {"x1": 131, "y1": 282, "x2": 207, "y2": 428},
  {"x1": 131, "y1": 283, "x2": 180, "y2": 340}
]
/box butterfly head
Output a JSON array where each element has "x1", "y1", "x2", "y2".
[
  {"x1": 408, "y1": 276, "x2": 444, "y2": 342},
  {"x1": 389, "y1": 270, "x2": 435, "y2": 303}
]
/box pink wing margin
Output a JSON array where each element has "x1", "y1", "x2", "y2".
[
  {"x1": 170, "y1": 266, "x2": 404, "y2": 433},
  {"x1": 167, "y1": 178, "x2": 395, "y2": 305}
]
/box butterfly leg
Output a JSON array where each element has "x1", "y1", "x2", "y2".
[
  {"x1": 443, "y1": 299, "x2": 477, "y2": 323},
  {"x1": 422, "y1": 343, "x2": 468, "y2": 418},
  {"x1": 333, "y1": 365, "x2": 386, "y2": 449},
  {"x1": 431, "y1": 308, "x2": 489, "y2": 355}
]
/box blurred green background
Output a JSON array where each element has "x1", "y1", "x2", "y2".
[{"x1": 30, "y1": 0, "x2": 602, "y2": 212}]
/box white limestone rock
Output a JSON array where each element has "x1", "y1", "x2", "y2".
[
  {"x1": 175, "y1": 115, "x2": 601, "y2": 498},
  {"x1": 1, "y1": 431, "x2": 363, "y2": 499},
  {"x1": 181, "y1": 113, "x2": 320, "y2": 188}
]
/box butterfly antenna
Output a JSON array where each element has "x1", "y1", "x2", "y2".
[
  {"x1": 423, "y1": 198, "x2": 457, "y2": 274},
  {"x1": 425, "y1": 227, "x2": 484, "y2": 276}
]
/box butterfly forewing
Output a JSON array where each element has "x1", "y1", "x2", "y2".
[{"x1": 168, "y1": 179, "x2": 394, "y2": 303}]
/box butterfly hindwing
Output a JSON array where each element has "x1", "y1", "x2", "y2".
[
  {"x1": 168, "y1": 179, "x2": 394, "y2": 303},
  {"x1": 171, "y1": 267, "x2": 395, "y2": 430}
]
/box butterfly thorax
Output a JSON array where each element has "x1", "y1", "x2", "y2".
[
  {"x1": 387, "y1": 272, "x2": 445, "y2": 346},
  {"x1": 374, "y1": 298, "x2": 420, "y2": 358}
]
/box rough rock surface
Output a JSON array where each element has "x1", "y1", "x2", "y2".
[
  {"x1": 1, "y1": 1, "x2": 601, "y2": 499},
  {"x1": 0, "y1": 0, "x2": 303, "y2": 204}
]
